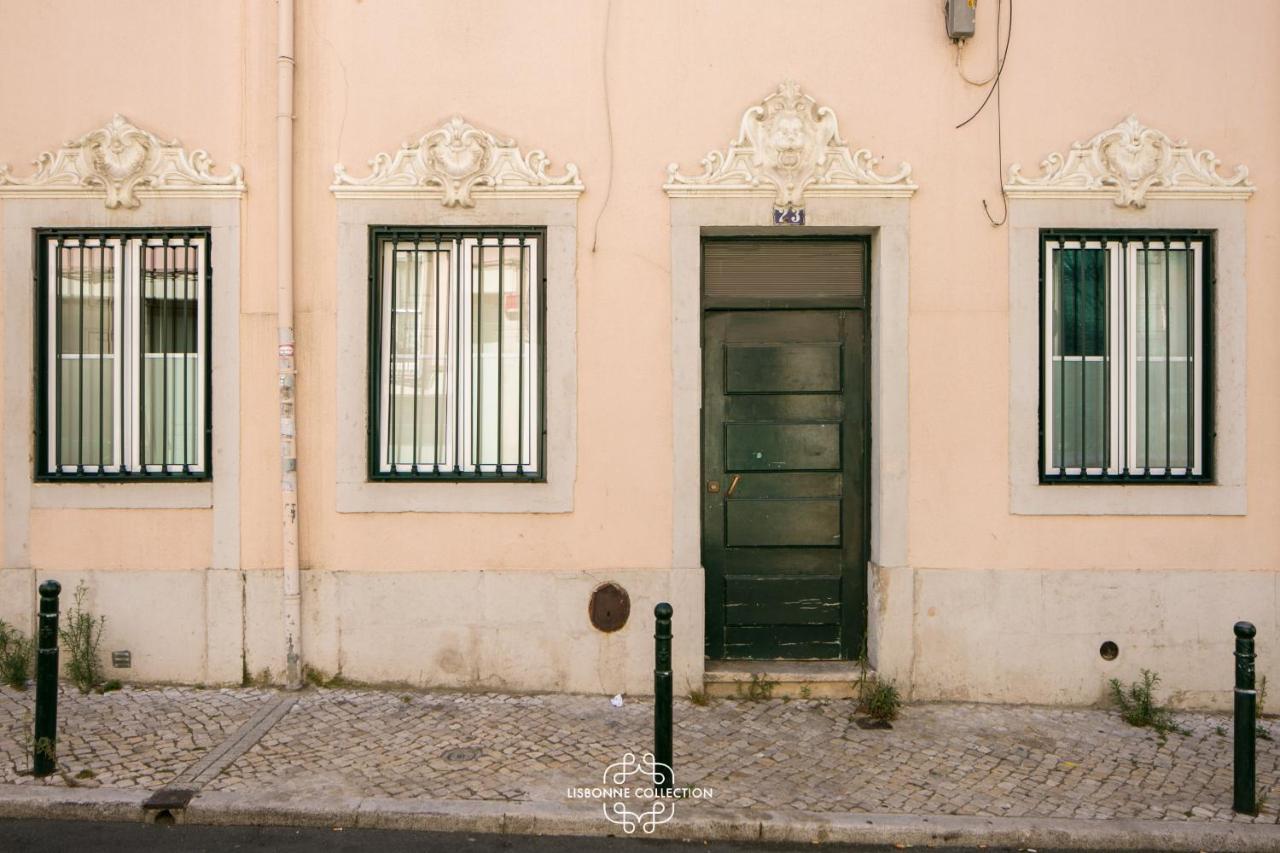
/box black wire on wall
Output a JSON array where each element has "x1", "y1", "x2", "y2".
[{"x1": 953, "y1": 0, "x2": 1015, "y2": 227}]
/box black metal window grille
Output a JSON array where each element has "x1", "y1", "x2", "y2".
[
  {"x1": 36, "y1": 228, "x2": 211, "y2": 480},
  {"x1": 1040, "y1": 230, "x2": 1212, "y2": 483},
  {"x1": 369, "y1": 228, "x2": 545, "y2": 480}
]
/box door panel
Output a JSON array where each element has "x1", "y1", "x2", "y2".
[
  {"x1": 725, "y1": 343, "x2": 843, "y2": 394},
  {"x1": 725, "y1": 422, "x2": 841, "y2": 471},
  {"x1": 725, "y1": 498, "x2": 843, "y2": 548},
  {"x1": 723, "y1": 625, "x2": 842, "y2": 660},
  {"x1": 725, "y1": 577, "x2": 842, "y2": 625},
  {"x1": 703, "y1": 305, "x2": 867, "y2": 661}
]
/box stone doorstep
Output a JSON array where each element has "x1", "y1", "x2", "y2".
[{"x1": 703, "y1": 660, "x2": 873, "y2": 699}]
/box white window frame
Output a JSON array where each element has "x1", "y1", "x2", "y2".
[
  {"x1": 1042, "y1": 236, "x2": 1205, "y2": 481},
  {"x1": 372, "y1": 232, "x2": 543, "y2": 479},
  {"x1": 42, "y1": 232, "x2": 208, "y2": 478},
  {"x1": 334, "y1": 198, "x2": 577, "y2": 514},
  {"x1": 1008, "y1": 198, "x2": 1246, "y2": 516}
]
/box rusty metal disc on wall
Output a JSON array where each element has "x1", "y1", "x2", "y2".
[{"x1": 589, "y1": 582, "x2": 630, "y2": 632}]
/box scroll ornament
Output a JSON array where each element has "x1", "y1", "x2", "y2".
[
  {"x1": 665, "y1": 80, "x2": 915, "y2": 205},
  {"x1": 331, "y1": 116, "x2": 582, "y2": 207},
  {"x1": 1006, "y1": 115, "x2": 1253, "y2": 208},
  {"x1": 0, "y1": 114, "x2": 244, "y2": 209}
]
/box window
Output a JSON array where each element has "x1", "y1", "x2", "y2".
[
  {"x1": 1041, "y1": 231, "x2": 1211, "y2": 482},
  {"x1": 369, "y1": 228, "x2": 544, "y2": 480},
  {"x1": 36, "y1": 229, "x2": 210, "y2": 479}
]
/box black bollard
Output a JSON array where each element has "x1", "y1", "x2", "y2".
[
  {"x1": 654, "y1": 602, "x2": 673, "y2": 796},
  {"x1": 33, "y1": 580, "x2": 61, "y2": 778},
  {"x1": 1233, "y1": 621, "x2": 1257, "y2": 814}
]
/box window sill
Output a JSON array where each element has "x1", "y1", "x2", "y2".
[
  {"x1": 336, "y1": 477, "x2": 572, "y2": 514},
  {"x1": 30, "y1": 480, "x2": 213, "y2": 510},
  {"x1": 1011, "y1": 482, "x2": 1244, "y2": 516}
]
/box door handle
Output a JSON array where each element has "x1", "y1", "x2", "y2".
[{"x1": 726, "y1": 474, "x2": 741, "y2": 498}]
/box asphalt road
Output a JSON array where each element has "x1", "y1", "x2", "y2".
[{"x1": 0, "y1": 819, "x2": 1177, "y2": 852}]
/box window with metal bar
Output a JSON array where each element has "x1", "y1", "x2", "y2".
[
  {"x1": 369, "y1": 228, "x2": 544, "y2": 479},
  {"x1": 1040, "y1": 231, "x2": 1211, "y2": 482},
  {"x1": 37, "y1": 229, "x2": 210, "y2": 480}
]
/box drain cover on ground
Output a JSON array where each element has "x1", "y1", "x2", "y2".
[
  {"x1": 444, "y1": 747, "x2": 482, "y2": 762},
  {"x1": 143, "y1": 787, "x2": 197, "y2": 810}
]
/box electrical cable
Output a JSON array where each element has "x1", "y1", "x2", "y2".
[
  {"x1": 944, "y1": 0, "x2": 997, "y2": 86},
  {"x1": 983, "y1": 54, "x2": 1009, "y2": 227},
  {"x1": 955, "y1": 0, "x2": 1012, "y2": 130},
  {"x1": 950, "y1": 0, "x2": 1013, "y2": 226},
  {"x1": 591, "y1": 0, "x2": 614, "y2": 253},
  {"x1": 954, "y1": 28, "x2": 997, "y2": 86}
]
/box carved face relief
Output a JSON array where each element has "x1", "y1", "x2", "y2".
[{"x1": 767, "y1": 114, "x2": 809, "y2": 169}]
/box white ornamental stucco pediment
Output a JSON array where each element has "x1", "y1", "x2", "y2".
[
  {"x1": 664, "y1": 81, "x2": 916, "y2": 204},
  {"x1": 0, "y1": 115, "x2": 244, "y2": 209},
  {"x1": 331, "y1": 116, "x2": 583, "y2": 207},
  {"x1": 1005, "y1": 115, "x2": 1254, "y2": 207}
]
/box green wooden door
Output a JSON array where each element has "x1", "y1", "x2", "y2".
[{"x1": 701, "y1": 240, "x2": 868, "y2": 661}]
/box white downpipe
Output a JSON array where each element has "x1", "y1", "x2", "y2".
[{"x1": 277, "y1": 0, "x2": 302, "y2": 690}]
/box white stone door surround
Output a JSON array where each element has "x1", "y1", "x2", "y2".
[{"x1": 664, "y1": 82, "x2": 915, "y2": 671}]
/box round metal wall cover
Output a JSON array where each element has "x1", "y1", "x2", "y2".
[{"x1": 589, "y1": 582, "x2": 631, "y2": 633}]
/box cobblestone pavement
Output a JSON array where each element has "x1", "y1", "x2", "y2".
[
  {"x1": 3, "y1": 684, "x2": 1278, "y2": 826},
  {"x1": 0, "y1": 686, "x2": 271, "y2": 788}
]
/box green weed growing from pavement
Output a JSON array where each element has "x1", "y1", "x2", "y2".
[
  {"x1": 745, "y1": 673, "x2": 776, "y2": 701},
  {"x1": 303, "y1": 664, "x2": 327, "y2": 687},
  {"x1": 0, "y1": 620, "x2": 34, "y2": 689},
  {"x1": 688, "y1": 688, "x2": 710, "y2": 706},
  {"x1": 852, "y1": 636, "x2": 902, "y2": 723},
  {"x1": 1108, "y1": 669, "x2": 1188, "y2": 741},
  {"x1": 1257, "y1": 676, "x2": 1275, "y2": 741},
  {"x1": 59, "y1": 582, "x2": 105, "y2": 694},
  {"x1": 859, "y1": 679, "x2": 903, "y2": 724}
]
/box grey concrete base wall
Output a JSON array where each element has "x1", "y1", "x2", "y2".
[
  {"x1": 9, "y1": 562, "x2": 1271, "y2": 708},
  {"x1": 1, "y1": 566, "x2": 704, "y2": 697},
  {"x1": 870, "y1": 563, "x2": 1279, "y2": 710}
]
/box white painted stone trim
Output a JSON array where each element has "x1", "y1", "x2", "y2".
[
  {"x1": 1008, "y1": 197, "x2": 1247, "y2": 515},
  {"x1": 1, "y1": 196, "x2": 241, "y2": 568},
  {"x1": 331, "y1": 116, "x2": 582, "y2": 208},
  {"x1": 664, "y1": 81, "x2": 916, "y2": 204},
  {"x1": 0, "y1": 115, "x2": 244, "y2": 209},
  {"x1": 332, "y1": 196, "x2": 577, "y2": 513},
  {"x1": 668, "y1": 196, "x2": 912, "y2": 671},
  {"x1": 1006, "y1": 116, "x2": 1253, "y2": 208}
]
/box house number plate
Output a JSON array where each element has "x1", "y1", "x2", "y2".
[{"x1": 773, "y1": 206, "x2": 805, "y2": 225}]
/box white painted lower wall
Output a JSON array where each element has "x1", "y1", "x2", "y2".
[
  {"x1": 870, "y1": 563, "x2": 1279, "y2": 711},
  {"x1": 0, "y1": 566, "x2": 705, "y2": 697},
  {"x1": 4, "y1": 562, "x2": 1272, "y2": 709}
]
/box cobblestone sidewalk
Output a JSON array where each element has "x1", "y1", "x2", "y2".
[{"x1": 2, "y1": 684, "x2": 1277, "y2": 828}]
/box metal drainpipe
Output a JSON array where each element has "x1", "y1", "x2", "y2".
[{"x1": 277, "y1": 0, "x2": 302, "y2": 690}]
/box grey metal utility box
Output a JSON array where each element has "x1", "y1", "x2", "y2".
[{"x1": 946, "y1": 0, "x2": 976, "y2": 40}]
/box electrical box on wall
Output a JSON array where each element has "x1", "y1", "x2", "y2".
[{"x1": 946, "y1": 0, "x2": 977, "y2": 40}]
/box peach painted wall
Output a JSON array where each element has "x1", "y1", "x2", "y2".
[{"x1": 1, "y1": 0, "x2": 1277, "y2": 579}]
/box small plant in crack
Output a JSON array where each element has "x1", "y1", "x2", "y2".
[
  {"x1": 0, "y1": 620, "x2": 34, "y2": 689},
  {"x1": 59, "y1": 582, "x2": 106, "y2": 694},
  {"x1": 1108, "y1": 669, "x2": 1189, "y2": 742},
  {"x1": 745, "y1": 673, "x2": 776, "y2": 701}
]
